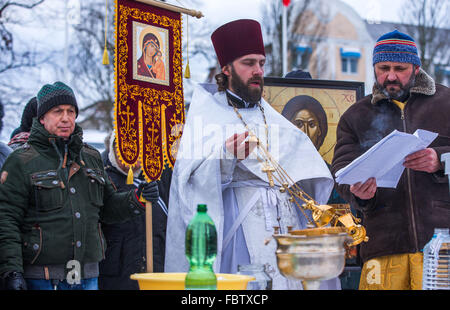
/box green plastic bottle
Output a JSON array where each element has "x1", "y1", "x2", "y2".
[{"x1": 185, "y1": 204, "x2": 218, "y2": 290}]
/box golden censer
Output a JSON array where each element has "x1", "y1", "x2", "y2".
[{"x1": 248, "y1": 132, "x2": 369, "y2": 290}]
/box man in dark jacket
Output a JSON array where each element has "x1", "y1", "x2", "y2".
[
  {"x1": 0, "y1": 99, "x2": 12, "y2": 290},
  {"x1": 331, "y1": 30, "x2": 450, "y2": 290},
  {"x1": 98, "y1": 133, "x2": 170, "y2": 290},
  {"x1": 0, "y1": 98, "x2": 12, "y2": 168},
  {"x1": 0, "y1": 82, "x2": 159, "y2": 290}
]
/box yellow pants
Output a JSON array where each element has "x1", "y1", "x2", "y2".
[{"x1": 359, "y1": 252, "x2": 423, "y2": 290}]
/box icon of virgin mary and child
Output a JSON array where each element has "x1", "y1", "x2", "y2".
[{"x1": 137, "y1": 27, "x2": 166, "y2": 80}]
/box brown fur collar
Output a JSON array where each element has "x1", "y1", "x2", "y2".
[{"x1": 371, "y1": 68, "x2": 436, "y2": 105}]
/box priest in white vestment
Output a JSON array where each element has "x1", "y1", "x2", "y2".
[{"x1": 165, "y1": 19, "x2": 339, "y2": 290}]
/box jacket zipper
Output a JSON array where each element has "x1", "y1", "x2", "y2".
[{"x1": 400, "y1": 106, "x2": 419, "y2": 252}]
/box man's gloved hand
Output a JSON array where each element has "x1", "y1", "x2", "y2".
[
  {"x1": 136, "y1": 181, "x2": 159, "y2": 204},
  {"x1": 3, "y1": 271, "x2": 27, "y2": 290}
]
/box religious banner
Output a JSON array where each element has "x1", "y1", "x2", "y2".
[{"x1": 114, "y1": 0, "x2": 185, "y2": 181}]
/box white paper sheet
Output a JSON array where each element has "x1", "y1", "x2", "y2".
[{"x1": 335, "y1": 129, "x2": 438, "y2": 188}]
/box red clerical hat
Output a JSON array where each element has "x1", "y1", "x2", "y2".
[{"x1": 211, "y1": 19, "x2": 265, "y2": 68}]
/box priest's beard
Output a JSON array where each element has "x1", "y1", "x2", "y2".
[
  {"x1": 375, "y1": 70, "x2": 416, "y2": 102},
  {"x1": 229, "y1": 66, "x2": 264, "y2": 104}
]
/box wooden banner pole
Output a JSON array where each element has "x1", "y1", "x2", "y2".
[
  {"x1": 133, "y1": 0, "x2": 204, "y2": 18},
  {"x1": 145, "y1": 201, "x2": 153, "y2": 272}
]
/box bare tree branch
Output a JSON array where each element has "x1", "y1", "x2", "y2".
[
  {"x1": 0, "y1": 0, "x2": 44, "y2": 17},
  {"x1": 261, "y1": 0, "x2": 328, "y2": 77},
  {"x1": 401, "y1": 0, "x2": 450, "y2": 83},
  {"x1": 0, "y1": 0, "x2": 46, "y2": 74}
]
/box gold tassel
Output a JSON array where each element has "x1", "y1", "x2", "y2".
[
  {"x1": 184, "y1": 61, "x2": 191, "y2": 79},
  {"x1": 184, "y1": 15, "x2": 190, "y2": 79},
  {"x1": 126, "y1": 166, "x2": 134, "y2": 185},
  {"x1": 102, "y1": 0, "x2": 109, "y2": 65},
  {"x1": 102, "y1": 47, "x2": 109, "y2": 65}
]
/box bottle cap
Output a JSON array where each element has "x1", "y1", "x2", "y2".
[{"x1": 197, "y1": 204, "x2": 207, "y2": 212}]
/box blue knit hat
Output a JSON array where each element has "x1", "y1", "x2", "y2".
[
  {"x1": 37, "y1": 82, "x2": 78, "y2": 119},
  {"x1": 373, "y1": 30, "x2": 421, "y2": 66}
]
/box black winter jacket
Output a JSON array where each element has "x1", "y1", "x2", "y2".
[{"x1": 98, "y1": 152, "x2": 171, "y2": 290}]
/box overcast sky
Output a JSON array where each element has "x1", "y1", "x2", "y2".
[
  {"x1": 10, "y1": 0, "x2": 407, "y2": 71},
  {"x1": 2, "y1": 0, "x2": 410, "y2": 68},
  {"x1": 197, "y1": 0, "x2": 406, "y2": 25},
  {"x1": 0, "y1": 0, "x2": 408, "y2": 141},
  {"x1": 174, "y1": 0, "x2": 408, "y2": 83}
]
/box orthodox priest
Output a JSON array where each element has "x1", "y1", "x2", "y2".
[{"x1": 165, "y1": 19, "x2": 337, "y2": 289}]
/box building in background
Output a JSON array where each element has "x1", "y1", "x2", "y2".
[
  {"x1": 205, "y1": 0, "x2": 449, "y2": 96},
  {"x1": 287, "y1": 0, "x2": 449, "y2": 94}
]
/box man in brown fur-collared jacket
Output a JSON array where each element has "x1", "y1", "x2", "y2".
[{"x1": 331, "y1": 30, "x2": 450, "y2": 290}]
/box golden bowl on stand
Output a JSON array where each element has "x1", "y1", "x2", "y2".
[{"x1": 274, "y1": 227, "x2": 352, "y2": 290}]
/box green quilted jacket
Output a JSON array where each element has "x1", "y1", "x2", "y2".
[{"x1": 0, "y1": 119, "x2": 143, "y2": 277}]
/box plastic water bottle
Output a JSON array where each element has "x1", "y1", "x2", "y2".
[
  {"x1": 422, "y1": 228, "x2": 450, "y2": 290},
  {"x1": 185, "y1": 204, "x2": 217, "y2": 290},
  {"x1": 442, "y1": 153, "x2": 450, "y2": 193}
]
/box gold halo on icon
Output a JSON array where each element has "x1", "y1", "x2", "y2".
[{"x1": 139, "y1": 26, "x2": 164, "y2": 58}]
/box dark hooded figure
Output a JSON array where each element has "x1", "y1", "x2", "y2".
[
  {"x1": 0, "y1": 99, "x2": 12, "y2": 167},
  {"x1": 0, "y1": 99, "x2": 12, "y2": 289},
  {"x1": 8, "y1": 97, "x2": 37, "y2": 150}
]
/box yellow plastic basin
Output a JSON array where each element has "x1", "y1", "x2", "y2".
[{"x1": 130, "y1": 273, "x2": 255, "y2": 290}]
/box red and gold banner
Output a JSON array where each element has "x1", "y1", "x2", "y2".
[{"x1": 114, "y1": 0, "x2": 185, "y2": 181}]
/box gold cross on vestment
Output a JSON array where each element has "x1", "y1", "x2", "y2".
[{"x1": 262, "y1": 162, "x2": 276, "y2": 187}]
